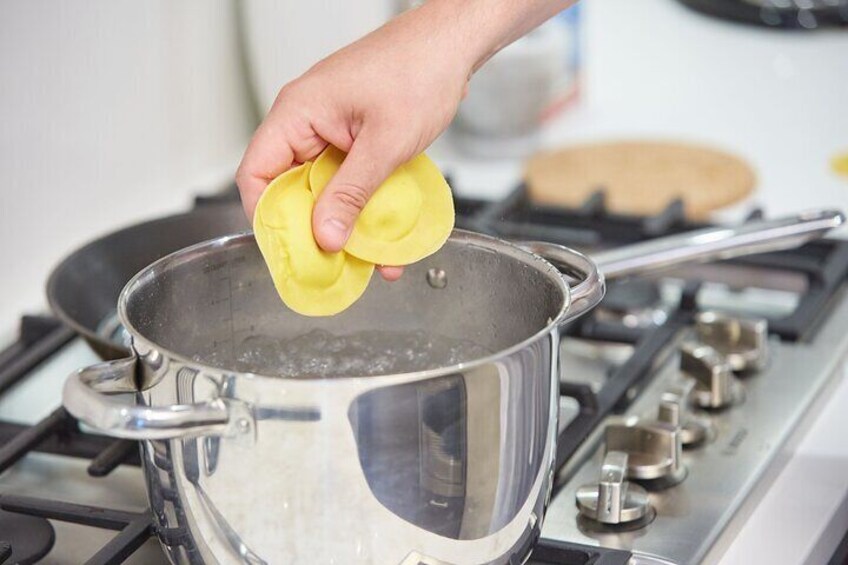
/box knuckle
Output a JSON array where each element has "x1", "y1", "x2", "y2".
[
  {"x1": 275, "y1": 81, "x2": 298, "y2": 103},
  {"x1": 332, "y1": 184, "x2": 370, "y2": 212}
]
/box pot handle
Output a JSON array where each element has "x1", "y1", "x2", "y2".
[
  {"x1": 63, "y1": 356, "x2": 248, "y2": 440},
  {"x1": 593, "y1": 209, "x2": 845, "y2": 280},
  {"x1": 518, "y1": 242, "x2": 606, "y2": 326}
]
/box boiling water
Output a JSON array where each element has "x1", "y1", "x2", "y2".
[{"x1": 210, "y1": 329, "x2": 492, "y2": 378}]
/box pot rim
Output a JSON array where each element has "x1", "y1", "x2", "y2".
[{"x1": 118, "y1": 229, "x2": 575, "y2": 383}]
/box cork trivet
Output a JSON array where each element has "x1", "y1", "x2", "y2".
[{"x1": 524, "y1": 141, "x2": 756, "y2": 220}]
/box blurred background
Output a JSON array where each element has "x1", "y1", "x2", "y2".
[{"x1": 1, "y1": 0, "x2": 846, "y2": 324}]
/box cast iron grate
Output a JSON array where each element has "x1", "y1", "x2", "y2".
[{"x1": 0, "y1": 496, "x2": 152, "y2": 565}]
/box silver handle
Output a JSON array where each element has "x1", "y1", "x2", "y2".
[
  {"x1": 594, "y1": 209, "x2": 845, "y2": 280},
  {"x1": 63, "y1": 356, "x2": 248, "y2": 440},
  {"x1": 517, "y1": 242, "x2": 606, "y2": 325},
  {"x1": 521, "y1": 209, "x2": 843, "y2": 327}
]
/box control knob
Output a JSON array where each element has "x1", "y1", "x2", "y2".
[
  {"x1": 657, "y1": 382, "x2": 711, "y2": 447},
  {"x1": 576, "y1": 451, "x2": 651, "y2": 525},
  {"x1": 680, "y1": 341, "x2": 743, "y2": 409},
  {"x1": 695, "y1": 311, "x2": 768, "y2": 372},
  {"x1": 604, "y1": 420, "x2": 687, "y2": 486}
]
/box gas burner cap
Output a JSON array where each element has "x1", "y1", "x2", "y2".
[
  {"x1": 602, "y1": 280, "x2": 662, "y2": 312},
  {"x1": 595, "y1": 280, "x2": 668, "y2": 328},
  {"x1": 0, "y1": 509, "x2": 55, "y2": 564}
]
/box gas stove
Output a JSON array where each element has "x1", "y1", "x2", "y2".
[{"x1": 0, "y1": 186, "x2": 846, "y2": 564}]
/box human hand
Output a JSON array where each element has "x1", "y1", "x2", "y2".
[
  {"x1": 236, "y1": 0, "x2": 574, "y2": 280},
  {"x1": 236, "y1": 4, "x2": 475, "y2": 280}
]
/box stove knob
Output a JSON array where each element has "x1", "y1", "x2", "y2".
[
  {"x1": 604, "y1": 420, "x2": 687, "y2": 485},
  {"x1": 657, "y1": 383, "x2": 711, "y2": 447},
  {"x1": 695, "y1": 311, "x2": 768, "y2": 372},
  {"x1": 576, "y1": 451, "x2": 651, "y2": 525},
  {"x1": 680, "y1": 341, "x2": 743, "y2": 410}
]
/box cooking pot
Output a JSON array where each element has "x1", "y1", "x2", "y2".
[{"x1": 63, "y1": 210, "x2": 842, "y2": 564}]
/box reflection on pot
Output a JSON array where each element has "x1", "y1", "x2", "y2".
[{"x1": 350, "y1": 354, "x2": 554, "y2": 546}]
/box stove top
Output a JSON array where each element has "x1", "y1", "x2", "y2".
[{"x1": 1, "y1": 186, "x2": 847, "y2": 564}]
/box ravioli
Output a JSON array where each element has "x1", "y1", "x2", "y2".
[
  {"x1": 253, "y1": 162, "x2": 374, "y2": 317},
  {"x1": 309, "y1": 146, "x2": 455, "y2": 266}
]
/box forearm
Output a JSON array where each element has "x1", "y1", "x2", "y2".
[{"x1": 413, "y1": 0, "x2": 576, "y2": 74}]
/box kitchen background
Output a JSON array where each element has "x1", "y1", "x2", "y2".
[{"x1": 1, "y1": 1, "x2": 848, "y2": 564}]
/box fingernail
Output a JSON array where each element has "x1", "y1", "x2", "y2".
[{"x1": 319, "y1": 217, "x2": 349, "y2": 250}]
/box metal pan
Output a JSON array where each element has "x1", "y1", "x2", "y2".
[{"x1": 46, "y1": 204, "x2": 249, "y2": 360}]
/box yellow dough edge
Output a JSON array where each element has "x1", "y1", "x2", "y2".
[{"x1": 253, "y1": 163, "x2": 374, "y2": 317}]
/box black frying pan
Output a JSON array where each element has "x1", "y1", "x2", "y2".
[{"x1": 47, "y1": 204, "x2": 249, "y2": 360}]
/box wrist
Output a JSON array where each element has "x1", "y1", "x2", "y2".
[{"x1": 416, "y1": 0, "x2": 575, "y2": 75}]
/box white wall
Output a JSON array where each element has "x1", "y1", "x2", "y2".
[
  {"x1": 240, "y1": 0, "x2": 395, "y2": 112},
  {"x1": 0, "y1": 0, "x2": 256, "y2": 325}
]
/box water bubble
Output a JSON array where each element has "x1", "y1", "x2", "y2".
[{"x1": 229, "y1": 329, "x2": 491, "y2": 378}]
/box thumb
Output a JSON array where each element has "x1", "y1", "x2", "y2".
[{"x1": 312, "y1": 134, "x2": 405, "y2": 252}]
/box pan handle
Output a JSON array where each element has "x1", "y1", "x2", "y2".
[
  {"x1": 593, "y1": 209, "x2": 845, "y2": 281},
  {"x1": 521, "y1": 209, "x2": 844, "y2": 326},
  {"x1": 63, "y1": 356, "x2": 251, "y2": 440}
]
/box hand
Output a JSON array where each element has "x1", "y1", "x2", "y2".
[
  {"x1": 236, "y1": 0, "x2": 574, "y2": 280},
  {"x1": 236, "y1": 4, "x2": 473, "y2": 280}
]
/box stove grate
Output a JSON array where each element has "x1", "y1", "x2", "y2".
[
  {"x1": 0, "y1": 509, "x2": 55, "y2": 565},
  {"x1": 0, "y1": 316, "x2": 141, "y2": 473},
  {"x1": 0, "y1": 317, "x2": 75, "y2": 396},
  {"x1": 0, "y1": 495, "x2": 152, "y2": 565},
  {"x1": 529, "y1": 538, "x2": 632, "y2": 565}
]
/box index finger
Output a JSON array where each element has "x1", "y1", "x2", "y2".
[{"x1": 235, "y1": 123, "x2": 296, "y2": 220}]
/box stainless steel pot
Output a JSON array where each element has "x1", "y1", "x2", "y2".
[{"x1": 63, "y1": 210, "x2": 843, "y2": 565}]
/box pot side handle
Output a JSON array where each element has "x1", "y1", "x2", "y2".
[
  {"x1": 63, "y1": 356, "x2": 247, "y2": 440},
  {"x1": 518, "y1": 242, "x2": 606, "y2": 326}
]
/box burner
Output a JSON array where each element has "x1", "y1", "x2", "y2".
[
  {"x1": 0, "y1": 509, "x2": 55, "y2": 564},
  {"x1": 603, "y1": 280, "x2": 662, "y2": 312},
  {"x1": 595, "y1": 280, "x2": 668, "y2": 328}
]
